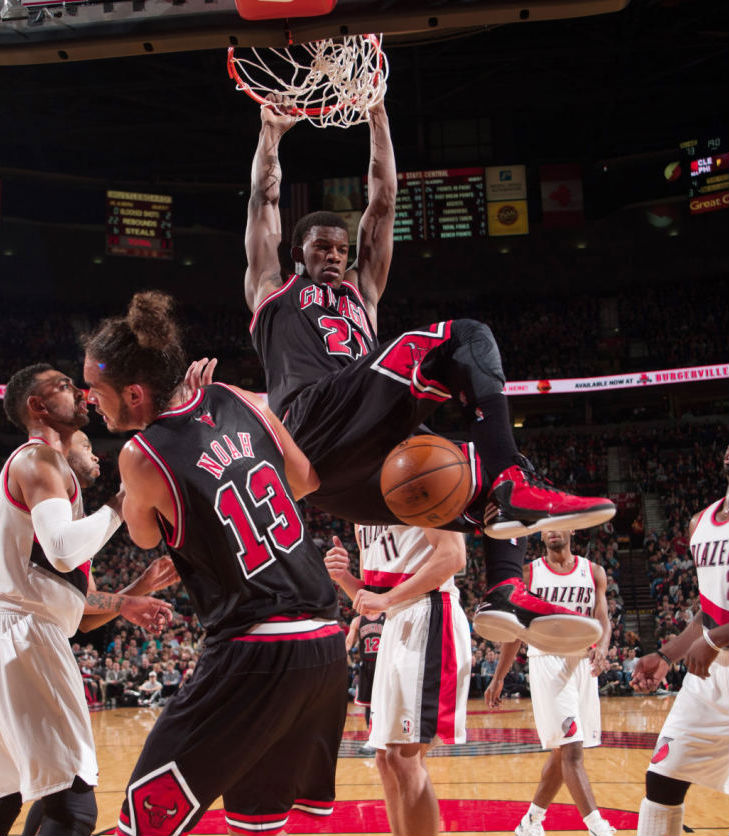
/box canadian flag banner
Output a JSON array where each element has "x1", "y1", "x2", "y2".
[{"x1": 540, "y1": 163, "x2": 584, "y2": 228}]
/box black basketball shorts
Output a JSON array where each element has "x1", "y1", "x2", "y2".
[
  {"x1": 284, "y1": 321, "x2": 487, "y2": 526},
  {"x1": 116, "y1": 629, "x2": 347, "y2": 836}
]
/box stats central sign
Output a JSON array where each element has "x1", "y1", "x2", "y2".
[{"x1": 106, "y1": 190, "x2": 173, "y2": 260}]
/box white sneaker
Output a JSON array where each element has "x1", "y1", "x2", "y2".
[
  {"x1": 588, "y1": 820, "x2": 616, "y2": 836},
  {"x1": 515, "y1": 817, "x2": 545, "y2": 836}
]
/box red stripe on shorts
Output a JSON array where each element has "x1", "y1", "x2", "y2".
[{"x1": 436, "y1": 592, "x2": 458, "y2": 744}]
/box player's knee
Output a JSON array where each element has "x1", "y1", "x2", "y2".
[
  {"x1": 448, "y1": 319, "x2": 505, "y2": 401},
  {"x1": 38, "y1": 778, "x2": 97, "y2": 836},
  {"x1": 559, "y1": 741, "x2": 584, "y2": 766},
  {"x1": 0, "y1": 791, "x2": 23, "y2": 835},
  {"x1": 375, "y1": 748, "x2": 390, "y2": 775},
  {"x1": 645, "y1": 770, "x2": 690, "y2": 806},
  {"x1": 384, "y1": 744, "x2": 426, "y2": 780}
]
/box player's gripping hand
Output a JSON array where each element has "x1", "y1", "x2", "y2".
[
  {"x1": 120, "y1": 596, "x2": 174, "y2": 635},
  {"x1": 588, "y1": 646, "x2": 609, "y2": 677},
  {"x1": 353, "y1": 588, "x2": 388, "y2": 618},
  {"x1": 685, "y1": 636, "x2": 718, "y2": 679},
  {"x1": 484, "y1": 677, "x2": 504, "y2": 709},
  {"x1": 630, "y1": 652, "x2": 668, "y2": 693},
  {"x1": 261, "y1": 93, "x2": 299, "y2": 133},
  {"x1": 133, "y1": 556, "x2": 181, "y2": 595},
  {"x1": 184, "y1": 357, "x2": 218, "y2": 396},
  {"x1": 324, "y1": 536, "x2": 355, "y2": 585}
]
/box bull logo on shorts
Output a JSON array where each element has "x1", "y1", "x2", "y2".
[
  {"x1": 650, "y1": 736, "x2": 673, "y2": 764},
  {"x1": 129, "y1": 762, "x2": 199, "y2": 836},
  {"x1": 561, "y1": 717, "x2": 577, "y2": 738},
  {"x1": 370, "y1": 323, "x2": 452, "y2": 396},
  {"x1": 143, "y1": 797, "x2": 178, "y2": 828},
  {"x1": 404, "y1": 342, "x2": 428, "y2": 371}
]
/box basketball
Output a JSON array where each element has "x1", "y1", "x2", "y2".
[{"x1": 380, "y1": 435, "x2": 472, "y2": 528}]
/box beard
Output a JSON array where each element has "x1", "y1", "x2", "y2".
[{"x1": 66, "y1": 454, "x2": 98, "y2": 489}]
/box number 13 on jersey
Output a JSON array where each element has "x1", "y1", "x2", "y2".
[{"x1": 215, "y1": 462, "x2": 304, "y2": 579}]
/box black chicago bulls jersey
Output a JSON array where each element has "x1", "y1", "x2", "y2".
[
  {"x1": 132, "y1": 383, "x2": 338, "y2": 643},
  {"x1": 359, "y1": 613, "x2": 385, "y2": 663},
  {"x1": 249, "y1": 274, "x2": 378, "y2": 416}
]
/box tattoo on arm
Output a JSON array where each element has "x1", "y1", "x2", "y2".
[{"x1": 85, "y1": 592, "x2": 123, "y2": 613}]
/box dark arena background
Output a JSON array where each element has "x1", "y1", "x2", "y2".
[{"x1": 1, "y1": 0, "x2": 728, "y2": 833}]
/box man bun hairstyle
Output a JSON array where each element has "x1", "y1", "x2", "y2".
[
  {"x1": 291, "y1": 211, "x2": 349, "y2": 250},
  {"x1": 83, "y1": 291, "x2": 186, "y2": 415},
  {"x1": 127, "y1": 291, "x2": 180, "y2": 353},
  {"x1": 3, "y1": 363, "x2": 54, "y2": 430}
]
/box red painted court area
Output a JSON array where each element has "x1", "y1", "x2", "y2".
[{"x1": 110, "y1": 800, "x2": 637, "y2": 834}]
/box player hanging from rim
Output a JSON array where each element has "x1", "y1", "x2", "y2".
[
  {"x1": 242, "y1": 93, "x2": 613, "y2": 651},
  {"x1": 485, "y1": 529, "x2": 615, "y2": 836},
  {"x1": 81, "y1": 291, "x2": 348, "y2": 836},
  {"x1": 0, "y1": 365, "x2": 172, "y2": 836},
  {"x1": 631, "y1": 443, "x2": 729, "y2": 836}
]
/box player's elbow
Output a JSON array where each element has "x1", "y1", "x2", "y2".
[
  {"x1": 77, "y1": 617, "x2": 96, "y2": 634},
  {"x1": 369, "y1": 190, "x2": 397, "y2": 218},
  {"x1": 129, "y1": 530, "x2": 163, "y2": 551},
  {"x1": 44, "y1": 546, "x2": 89, "y2": 574},
  {"x1": 291, "y1": 469, "x2": 320, "y2": 501},
  {"x1": 453, "y1": 551, "x2": 467, "y2": 575},
  {"x1": 444, "y1": 544, "x2": 466, "y2": 575}
]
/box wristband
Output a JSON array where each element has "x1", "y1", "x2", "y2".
[
  {"x1": 656, "y1": 650, "x2": 671, "y2": 665},
  {"x1": 703, "y1": 627, "x2": 722, "y2": 653}
]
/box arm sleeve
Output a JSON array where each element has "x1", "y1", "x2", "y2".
[{"x1": 30, "y1": 497, "x2": 122, "y2": 572}]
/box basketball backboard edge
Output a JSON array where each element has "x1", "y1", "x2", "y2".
[{"x1": 0, "y1": 0, "x2": 630, "y2": 66}]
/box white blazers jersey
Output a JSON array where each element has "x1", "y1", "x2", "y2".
[
  {"x1": 358, "y1": 524, "x2": 458, "y2": 598},
  {"x1": 0, "y1": 439, "x2": 88, "y2": 637},
  {"x1": 691, "y1": 498, "x2": 729, "y2": 634},
  {"x1": 528, "y1": 555, "x2": 596, "y2": 658},
  {"x1": 646, "y1": 498, "x2": 729, "y2": 793}
]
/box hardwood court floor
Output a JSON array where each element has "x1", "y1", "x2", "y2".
[{"x1": 11, "y1": 696, "x2": 729, "y2": 835}]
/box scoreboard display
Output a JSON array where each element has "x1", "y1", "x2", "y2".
[
  {"x1": 680, "y1": 133, "x2": 729, "y2": 215},
  {"x1": 370, "y1": 167, "x2": 487, "y2": 242},
  {"x1": 423, "y1": 168, "x2": 487, "y2": 239},
  {"x1": 106, "y1": 190, "x2": 173, "y2": 259}
]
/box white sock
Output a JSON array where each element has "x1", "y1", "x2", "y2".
[
  {"x1": 526, "y1": 803, "x2": 547, "y2": 822},
  {"x1": 583, "y1": 809, "x2": 604, "y2": 831},
  {"x1": 636, "y1": 797, "x2": 684, "y2": 836}
]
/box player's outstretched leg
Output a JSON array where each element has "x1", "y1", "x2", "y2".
[
  {"x1": 415, "y1": 319, "x2": 615, "y2": 539},
  {"x1": 472, "y1": 578, "x2": 602, "y2": 654}
]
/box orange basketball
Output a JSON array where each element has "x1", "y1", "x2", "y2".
[{"x1": 380, "y1": 435, "x2": 472, "y2": 528}]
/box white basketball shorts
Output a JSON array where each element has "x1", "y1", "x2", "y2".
[
  {"x1": 369, "y1": 591, "x2": 470, "y2": 748},
  {"x1": 0, "y1": 611, "x2": 98, "y2": 801},
  {"x1": 647, "y1": 654, "x2": 729, "y2": 793},
  {"x1": 528, "y1": 654, "x2": 601, "y2": 750}
]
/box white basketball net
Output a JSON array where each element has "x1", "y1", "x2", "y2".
[{"x1": 227, "y1": 34, "x2": 388, "y2": 129}]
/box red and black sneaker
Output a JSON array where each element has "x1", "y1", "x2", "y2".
[
  {"x1": 472, "y1": 577, "x2": 602, "y2": 654},
  {"x1": 484, "y1": 457, "x2": 615, "y2": 540}
]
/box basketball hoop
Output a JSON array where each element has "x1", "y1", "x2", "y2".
[{"x1": 227, "y1": 34, "x2": 388, "y2": 129}]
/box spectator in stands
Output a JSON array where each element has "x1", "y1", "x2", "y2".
[
  {"x1": 481, "y1": 647, "x2": 499, "y2": 690},
  {"x1": 138, "y1": 671, "x2": 163, "y2": 706},
  {"x1": 470, "y1": 649, "x2": 485, "y2": 697},
  {"x1": 160, "y1": 662, "x2": 182, "y2": 701},
  {"x1": 104, "y1": 661, "x2": 127, "y2": 707},
  {"x1": 620, "y1": 648, "x2": 639, "y2": 689}
]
